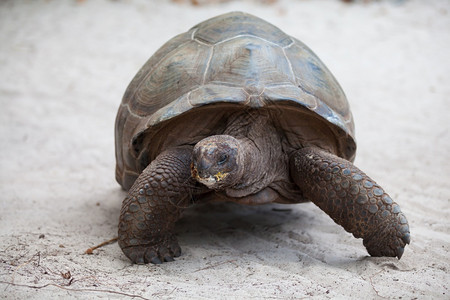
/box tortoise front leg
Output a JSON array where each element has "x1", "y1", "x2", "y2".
[
  {"x1": 290, "y1": 147, "x2": 410, "y2": 259},
  {"x1": 118, "y1": 146, "x2": 196, "y2": 264}
]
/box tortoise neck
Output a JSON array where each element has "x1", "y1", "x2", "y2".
[{"x1": 223, "y1": 111, "x2": 283, "y2": 198}]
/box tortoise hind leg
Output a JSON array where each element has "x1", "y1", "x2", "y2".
[
  {"x1": 289, "y1": 147, "x2": 410, "y2": 259},
  {"x1": 118, "y1": 146, "x2": 196, "y2": 264}
]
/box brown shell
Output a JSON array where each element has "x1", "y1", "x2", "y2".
[{"x1": 115, "y1": 12, "x2": 356, "y2": 190}]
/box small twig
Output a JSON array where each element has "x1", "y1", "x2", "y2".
[
  {"x1": 13, "y1": 250, "x2": 32, "y2": 265},
  {"x1": 11, "y1": 252, "x2": 41, "y2": 285},
  {"x1": 167, "y1": 287, "x2": 177, "y2": 297},
  {"x1": 194, "y1": 259, "x2": 236, "y2": 272},
  {"x1": 85, "y1": 237, "x2": 118, "y2": 254},
  {"x1": 366, "y1": 270, "x2": 387, "y2": 299},
  {"x1": 0, "y1": 281, "x2": 150, "y2": 300},
  {"x1": 36, "y1": 251, "x2": 40, "y2": 267}
]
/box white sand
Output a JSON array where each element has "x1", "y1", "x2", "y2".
[{"x1": 0, "y1": 0, "x2": 449, "y2": 298}]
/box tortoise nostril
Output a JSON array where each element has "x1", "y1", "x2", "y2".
[{"x1": 196, "y1": 159, "x2": 213, "y2": 174}]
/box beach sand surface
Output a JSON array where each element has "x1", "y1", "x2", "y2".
[{"x1": 0, "y1": 0, "x2": 449, "y2": 298}]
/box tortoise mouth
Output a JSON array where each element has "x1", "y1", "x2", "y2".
[
  {"x1": 191, "y1": 163, "x2": 229, "y2": 188},
  {"x1": 196, "y1": 174, "x2": 217, "y2": 187}
]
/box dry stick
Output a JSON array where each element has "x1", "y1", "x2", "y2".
[
  {"x1": 193, "y1": 259, "x2": 236, "y2": 272},
  {"x1": 0, "y1": 281, "x2": 150, "y2": 300},
  {"x1": 85, "y1": 237, "x2": 118, "y2": 254},
  {"x1": 366, "y1": 270, "x2": 386, "y2": 299},
  {"x1": 10, "y1": 252, "x2": 41, "y2": 286}
]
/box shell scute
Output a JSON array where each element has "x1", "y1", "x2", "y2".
[
  {"x1": 285, "y1": 41, "x2": 351, "y2": 122},
  {"x1": 122, "y1": 32, "x2": 192, "y2": 106},
  {"x1": 192, "y1": 13, "x2": 293, "y2": 47},
  {"x1": 204, "y1": 37, "x2": 294, "y2": 90},
  {"x1": 130, "y1": 41, "x2": 211, "y2": 116}
]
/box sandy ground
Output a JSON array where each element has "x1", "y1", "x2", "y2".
[{"x1": 0, "y1": 0, "x2": 449, "y2": 299}]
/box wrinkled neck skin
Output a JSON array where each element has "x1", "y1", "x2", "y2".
[{"x1": 222, "y1": 111, "x2": 283, "y2": 198}]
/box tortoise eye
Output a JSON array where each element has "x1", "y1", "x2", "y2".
[{"x1": 217, "y1": 154, "x2": 229, "y2": 166}]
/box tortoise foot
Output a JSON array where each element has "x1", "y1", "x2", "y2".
[
  {"x1": 122, "y1": 235, "x2": 181, "y2": 264},
  {"x1": 118, "y1": 147, "x2": 195, "y2": 264},
  {"x1": 363, "y1": 212, "x2": 410, "y2": 259},
  {"x1": 290, "y1": 147, "x2": 410, "y2": 259}
]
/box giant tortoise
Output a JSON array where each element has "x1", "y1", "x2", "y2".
[{"x1": 115, "y1": 12, "x2": 410, "y2": 264}]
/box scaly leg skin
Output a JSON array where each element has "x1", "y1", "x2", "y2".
[
  {"x1": 118, "y1": 146, "x2": 195, "y2": 264},
  {"x1": 290, "y1": 147, "x2": 410, "y2": 259}
]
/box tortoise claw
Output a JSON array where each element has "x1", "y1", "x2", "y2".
[
  {"x1": 396, "y1": 247, "x2": 405, "y2": 259},
  {"x1": 134, "y1": 256, "x2": 145, "y2": 265},
  {"x1": 121, "y1": 235, "x2": 181, "y2": 264},
  {"x1": 150, "y1": 257, "x2": 163, "y2": 264},
  {"x1": 164, "y1": 256, "x2": 175, "y2": 262}
]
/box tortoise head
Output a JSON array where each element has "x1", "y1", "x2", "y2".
[{"x1": 191, "y1": 135, "x2": 244, "y2": 190}]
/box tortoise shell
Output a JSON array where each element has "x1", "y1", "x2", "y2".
[{"x1": 115, "y1": 12, "x2": 356, "y2": 190}]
